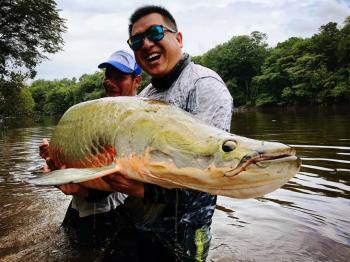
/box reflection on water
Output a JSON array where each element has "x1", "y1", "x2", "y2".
[
  {"x1": 0, "y1": 107, "x2": 349, "y2": 261},
  {"x1": 210, "y1": 106, "x2": 350, "y2": 261}
]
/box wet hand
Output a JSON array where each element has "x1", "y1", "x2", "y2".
[
  {"x1": 58, "y1": 184, "x2": 89, "y2": 197},
  {"x1": 39, "y1": 138, "x2": 50, "y2": 159},
  {"x1": 103, "y1": 173, "x2": 144, "y2": 198},
  {"x1": 39, "y1": 138, "x2": 59, "y2": 172}
]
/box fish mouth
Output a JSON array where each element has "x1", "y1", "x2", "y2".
[{"x1": 224, "y1": 150, "x2": 300, "y2": 177}]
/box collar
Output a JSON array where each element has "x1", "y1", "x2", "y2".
[{"x1": 151, "y1": 53, "x2": 190, "y2": 90}]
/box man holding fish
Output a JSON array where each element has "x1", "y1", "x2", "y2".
[
  {"x1": 41, "y1": 5, "x2": 233, "y2": 261},
  {"x1": 40, "y1": 50, "x2": 142, "y2": 249},
  {"x1": 103, "y1": 5, "x2": 234, "y2": 261},
  {"x1": 34, "y1": 5, "x2": 301, "y2": 261}
]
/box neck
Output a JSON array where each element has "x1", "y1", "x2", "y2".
[{"x1": 151, "y1": 53, "x2": 190, "y2": 90}]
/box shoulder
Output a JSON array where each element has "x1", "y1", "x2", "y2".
[
  {"x1": 187, "y1": 63, "x2": 231, "y2": 101},
  {"x1": 185, "y1": 62, "x2": 224, "y2": 82},
  {"x1": 175, "y1": 62, "x2": 227, "y2": 94},
  {"x1": 138, "y1": 83, "x2": 153, "y2": 97},
  {"x1": 181, "y1": 63, "x2": 228, "y2": 97}
]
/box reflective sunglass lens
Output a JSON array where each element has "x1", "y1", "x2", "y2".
[
  {"x1": 128, "y1": 36, "x2": 143, "y2": 50},
  {"x1": 147, "y1": 26, "x2": 164, "y2": 41},
  {"x1": 127, "y1": 25, "x2": 167, "y2": 50}
]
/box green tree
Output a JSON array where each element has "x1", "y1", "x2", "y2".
[
  {"x1": 254, "y1": 36, "x2": 329, "y2": 105},
  {"x1": 29, "y1": 79, "x2": 57, "y2": 113},
  {"x1": 337, "y1": 17, "x2": 350, "y2": 68},
  {"x1": 311, "y1": 22, "x2": 340, "y2": 71},
  {"x1": 0, "y1": 0, "x2": 66, "y2": 79},
  {"x1": 43, "y1": 85, "x2": 72, "y2": 115},
  {"x1": 197, "y1": 31, "x2": 268, "y2": 106},
  {"x1": 29, "y1": 78, "x2": 76, "y2": 114},
  {"x1": 73, "y1": 72, "x2": 105, "y2": 103},
  {"x1": 0, "y1": 75, "x2": 34, "y2": 116}
]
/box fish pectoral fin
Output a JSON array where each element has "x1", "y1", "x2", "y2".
[{"x1": 28, "y1": 163, "x2": 121, "y2": 186}]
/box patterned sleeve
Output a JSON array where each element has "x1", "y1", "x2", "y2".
[{"x1": 188, "y1": 76, "x2": 234, "y2": 132}]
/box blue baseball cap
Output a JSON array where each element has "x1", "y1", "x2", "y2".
[{"x1": 98, "y1": 50, "x2": 142, "y2": 75}]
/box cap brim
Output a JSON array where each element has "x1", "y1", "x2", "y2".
[{"x1": 98, "y1": 61, "x2": 133, "y2": 74}]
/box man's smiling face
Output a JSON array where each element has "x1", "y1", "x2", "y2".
[
  {"x1": 131, "y1": 13, "x2": 183, "y2": 78},
  {"x1": 103, "y1": 67, "x2": 139, "y2": 97}
]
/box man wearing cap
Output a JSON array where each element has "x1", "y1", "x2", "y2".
[
  {"x1": 39, "y1": 50, "x2": 142, "y2": 248},
  {"x1": 98, "y1": 50, "x2": 142, "y2": 97}
]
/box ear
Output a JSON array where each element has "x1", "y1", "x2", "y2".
[
  {"x1": 175, "y1": 32, "x2": 183, "y2": 48},
  {"x1": 134, "y1": 75, "x2": 142, "y2": 88}
]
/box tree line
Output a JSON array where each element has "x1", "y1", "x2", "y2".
[
  {"x1": 1, "y1": 0, "x2": 349, "y2": 116},
  {"x1": 194, "y1": 17, "x2": 350, "y2": 107},
  {"x1": 27, "y1": 72, "x2": 150, "y2": 115}
]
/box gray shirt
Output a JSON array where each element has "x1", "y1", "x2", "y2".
[
  {"x1": 139, "y1": 61, "x2": 233, "y2": 131},
  {"x1": 137, "y1": 60, "x2": 234, "y2": 230}
]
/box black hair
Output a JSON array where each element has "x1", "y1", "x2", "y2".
[{"x1": 128, "y1": 5, "x2": 178, "y2": 36}]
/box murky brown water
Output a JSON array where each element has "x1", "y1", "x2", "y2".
[{"x1": 1, "y1": 107, "x2": 349, "y2": 261}]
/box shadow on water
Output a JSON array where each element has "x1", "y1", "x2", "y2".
[{"x1": 0, "y1": 108, "x2": 350, "y2": 261}]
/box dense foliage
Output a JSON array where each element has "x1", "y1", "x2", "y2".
[
  {"x1": 0, "y1": 0, "x2": 66, "y2": 79},
  {"x1": 0, "y1": 0, "x2": 66, "y2": 116},
  {"x1": 27, "y1": 71, "x2": 151, "y2": 115},
  {"x1": 1, "y1": 13, "x2": 349, "y2": 117},
  {"x1": 194, "y1": 31, "x2": 268, "y2": 105},
  {"x1": 0, "y1": 74, "x2": 34, "y2": 116},
  {"x1": 195, "y1": 18, "x2": 350, "y2": 107},
  {"x1": 251, "y1": 19, "x2": 350, "y2": 106}
]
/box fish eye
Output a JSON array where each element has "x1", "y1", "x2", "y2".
[{"x1": 222, "y1": 140, "x2": 236, "y2": 152}]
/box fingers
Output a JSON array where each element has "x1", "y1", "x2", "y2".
[
  {"x1": 39, "y1": 138, "x2": 50, "y2": 159},
  {"x1": 39, "y1": 138, "x2": 61, "y2": 171},
  {"x1": 103, "y1": 173, "x2": 144, "y2": 197},
  {"x1": 39, "y1": 145, "x2": 49, "y2": 158},
  {"x1": 42, "y1": 138, "x2": 49, "y2": 145},
  {"x1": 42, "y1": 163, "x2": 51, "y2": 173},
  {"x1": 39, "y1": 138, "x2": 86, "y2": 197},
  {"x1": 58, "y1": 184, "x2": 89, "y2": 197},
  {"x1": 103, "y1": 173, "x2": 126, "y2": 188},
  {"x1": 45, "y1": 157, "x2": 57, "y2": 171}
]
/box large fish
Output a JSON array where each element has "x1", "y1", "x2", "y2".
[{"x1": 30, "y1": 97, "x2": 301, "y2": 199}]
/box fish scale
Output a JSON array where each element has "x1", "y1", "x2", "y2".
[{"x1": 29, "y1": 97, "x2": 301, "y2": 199}]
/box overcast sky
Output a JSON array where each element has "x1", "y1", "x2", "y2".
[{"x1": 34, "y1": 0, "x2": 350, "y2": 81}]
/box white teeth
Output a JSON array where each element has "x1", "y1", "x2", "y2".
[{"x1": 147, "y1": 53, "x2": 160, "y2": 61}]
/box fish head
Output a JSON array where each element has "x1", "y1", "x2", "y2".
[
  {"x1": 146, "y1": 129, "x2": 301, "y2": 198},
  {"x1": 210, "y1": 134, "x2": 301, "y2": 198},
  {"x1": 116, "y1": 106, "x2": 301, "y2": 199}
]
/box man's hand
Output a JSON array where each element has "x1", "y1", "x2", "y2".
[
  {"x1": 103, "y1": 173, "x2": 145, "y2": 198},
  {"x1": 39, "y1": 138, "x2": 50, "y2": 159},
  {"x1": 58, "y1": 184, "x2": 89, "y2": 197},
  {"x1": 39, "y1": 138, "x2": 89, "y2": 197},
  {"x1": 39, "y1": 138, "x2": 57, "y2": 172}
]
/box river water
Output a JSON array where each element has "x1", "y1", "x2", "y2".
[{"x1": 0, "y1": 106, "x2": 349, "y2": 261}]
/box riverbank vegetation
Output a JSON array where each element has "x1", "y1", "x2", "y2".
[
  {"x1": 0, "y1": 1, "x2": 349, "y2": 116},
  {"x1": 0, "y1": 0, "x2": 66, "y2": 116},
  {"x1": 194, "y1": 17, "x2": 350, "y2": 107}
]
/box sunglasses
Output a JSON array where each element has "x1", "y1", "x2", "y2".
[{"x1": 127, "y1": 25, "x2": 177, "y2": 51}]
